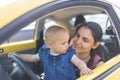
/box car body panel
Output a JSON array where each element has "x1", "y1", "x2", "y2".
[
  {"x1": 0, "y1": 0, "x2": 53, "y2": 28},
  {"x1": 78, "y1": 54, "x2": 120, "y2": 80},
  {"x1": 103, "y1": 67, "x2": 120, "y2": 80},
  {"x1": 0, "y1": 0, "x2": 120, "y2": 80},
  {"x1": 0, "y1": 40, "x2": 36, "y2": 55}
]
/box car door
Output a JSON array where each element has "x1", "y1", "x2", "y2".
[
  {"x1": 0, "y1": 0, "x2": 120, "y2": 80},
  {"x1": 0, "y1": 0, "x2": 119, "y2": 55},
  {"x1": 0, "y1": 22, "x2": 36, "y2": 54}
]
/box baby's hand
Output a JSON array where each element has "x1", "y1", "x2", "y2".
[{"x1": 80, "y1": 67, "x2": 93, "y2": 76}]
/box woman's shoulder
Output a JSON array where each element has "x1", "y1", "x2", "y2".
[
  {"x1": 93, "y1": 54, "x2": 103, "y2": 67},
  {"x1": 94, "y1": 54, "x2": 101, "y2": 60}
]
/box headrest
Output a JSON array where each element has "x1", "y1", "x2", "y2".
[{"x1": 105, "y1": 26, "x2": 114, "y2": 35}]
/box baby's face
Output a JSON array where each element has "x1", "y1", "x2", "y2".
[{"x1": 51, "y1": 31, "x2": 69, "y2": 54}]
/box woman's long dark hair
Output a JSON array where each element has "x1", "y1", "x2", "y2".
[{"x1": 75, "y1": 22, "x2": 103, "y2": 69}]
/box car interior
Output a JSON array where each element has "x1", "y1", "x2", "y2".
[
  {"x1": 36, "y1": 6, "x2": 120, "y2": 61},
  {"x1": 36, "y1": 6, "x2": 119, "y2": 79},
  {"x1": 1, "y1": 5, "x2": 120, "y2": 80}
]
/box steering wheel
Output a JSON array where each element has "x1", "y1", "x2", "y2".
[{"x1": 8, "y1": 54, "x2": 39, "y2": 80}]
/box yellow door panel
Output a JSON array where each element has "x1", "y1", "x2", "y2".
[
  {"x1": 103, "y1": 67, "x2": 120, "y2": 80},
  {"x1": 77, "y1": 54, "x2": 120, "y2": 80},
  {"x1": 0, "y1": 40, "x2": 36, "y2": 55}
]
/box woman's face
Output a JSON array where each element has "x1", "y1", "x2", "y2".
[{"x1": 73, "y1": 27, "x2": 96, "y2": 54}]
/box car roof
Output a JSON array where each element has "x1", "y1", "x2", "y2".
[
  {"x1": 0, "y1": 0, "x2": 119, "y2": 29},
  {"x1": 0, "y1": 0, "x2": 53, "y2": 29}
]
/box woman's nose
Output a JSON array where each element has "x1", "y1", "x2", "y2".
[{"x1": 76, "y1": 37, "x2": 82, "y2": 44}]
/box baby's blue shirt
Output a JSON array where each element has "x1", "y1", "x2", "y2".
[{"x1": 38, "y1": 48, "x2": 76, "y2": 80}]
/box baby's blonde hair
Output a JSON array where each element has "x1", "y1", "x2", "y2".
[{"x1": 45, "y1": 26, "x2": 67, "y2": 43}]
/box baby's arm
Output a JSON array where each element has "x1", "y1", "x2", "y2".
[
  {"x1": 71, "y1": 55, "x2": 92, "y2": 75},
  {"x1": 14, "y1": 53, "x2": 39, "y2": 62}
]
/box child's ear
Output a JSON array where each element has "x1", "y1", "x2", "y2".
[
  {"x1": 47, "y1": 41, "x2": 53, "y2": 48},
  {"x1": 93, "y1": 42, "x2": 100, "y2": 49}
]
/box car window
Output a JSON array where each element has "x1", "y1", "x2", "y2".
[
  {"x1": 43, "y1": 19, "x2": 60, "y2": 40},
  {"x1": 2, "y1": 22, "x2": 36, "y2": 44},
  {"x1": 85, "y1": 14, "x2": 110, "y2": 33},
  {"x1": 44, "y1": 19, "x2": 59, "y2": 29},
  {"x1": 36, "y1": 2, "x2": 120, "y2": 62},
  {"x1": 70, "y1": 13, "x2": 119, "y2": 61},
  {"x1": 71, "y1": 14, "x2": 110, "y2": 33}
]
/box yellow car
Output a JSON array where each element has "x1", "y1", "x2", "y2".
[{"x1": 0, "y1": 0, "x2": 120, "y2": 80}]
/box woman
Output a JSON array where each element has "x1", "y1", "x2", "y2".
[
  {"x1": 69, "y1": 15, "x2": 86, "y2": 46},
  {"x1": 72, "y1": 22, "x2": 104, "y2": 77}
]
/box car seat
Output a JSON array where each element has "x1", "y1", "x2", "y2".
[{"x1": 104, "y1": 26, "x2": 119, "y2": 59}]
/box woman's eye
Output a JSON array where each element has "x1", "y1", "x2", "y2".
[{"x1": 83, "y1": 38, "x2": 89, "y2": 42}]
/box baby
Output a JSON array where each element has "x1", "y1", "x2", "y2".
[{"x1": 13, "y1": 26, "x2": 92, "y2": 80}]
